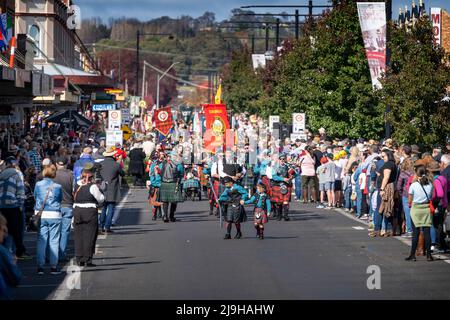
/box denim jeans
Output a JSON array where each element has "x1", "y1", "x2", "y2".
[
  {"x1": 343, "y1": 188, "x2": 352, "y2": 209},
  {"x1": 100, "y1": 202, "x2": 115, "y2": 231},
  {"x1": 356, "y1": 185, "x2": 363, "y2": 216},
  {"x1": 294, "y1": 175, "x2": 302, "y2": 200},
  {"x1": 59, "y1": 207, "x2": 73, "y2": 260},
  {"x1": 402, "y1": 196, "x2": 412, "y2": 233},
  {"x1": 37, "y1": 218, "x2": 62, "y2": 267},
  {"x1": 372, "y1": 190, "x2": 393, "y2": 232}
]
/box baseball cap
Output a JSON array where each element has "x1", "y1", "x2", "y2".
[
  {"x1": 56, "y1": 157, "x2": 68, "y2": 166},
  {"x1": 5, "y1": 156, "x2": 17, "y2": 166}
]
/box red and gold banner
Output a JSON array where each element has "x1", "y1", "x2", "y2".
[
  {"x1": 203, "y1": 104, "x2": 230, "y2": 153},
  {"x1": 154, "y1": 107, "x2": 173, "y2": 136}
]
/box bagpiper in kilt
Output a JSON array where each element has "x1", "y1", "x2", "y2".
[
  {"x1": 159, "y1": 154, "x2": 184, "y2": 223},
  {"x1": 270, "y1": 154, "x2": 293, "y2": 221},
  {"x1": 219, "y1": 176, "x2": 249, "y2": 239}
]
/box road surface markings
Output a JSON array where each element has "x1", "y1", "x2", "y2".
[
  {"x1": 335, "y1": 208, "x2": 450, "y2": 265},
  {"x1": 352, "y1": 226, "x2": 365, "y2": 230},
  {"x1": 51, "y1": 189, "x2": 130, "y2": 300}
]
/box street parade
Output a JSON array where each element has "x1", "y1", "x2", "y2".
[{"x1": 0, "y1": 0, "x2": 450, "y2": 306}]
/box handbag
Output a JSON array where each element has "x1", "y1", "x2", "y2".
[
  {"x1": 31, "y1": 183, "x2": 53, "y2": 229},
  {"x1": 351, "y1": 192, "x2": 357, "y2": 201},
  {"x1": 419, "y1": 183, "x2": 435, "y2": 215}
]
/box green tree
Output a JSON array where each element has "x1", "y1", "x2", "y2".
[
  {"x1": 221, "y1": 47, "x2": 264, "y2": 114},
  {"x1": 378, "y1": 18, "x2": 450, "y2": 148}
]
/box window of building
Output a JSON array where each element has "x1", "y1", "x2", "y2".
[{"x1": 29, "y1": 24, "x2": 41, "y2": 57}]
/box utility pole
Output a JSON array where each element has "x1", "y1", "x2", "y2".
[
  {"x1": 295, "y1": 10, "x2": 299, "y2": 40},
  {"x1": 142, "y1": 61, "x2": 146, "y2": 97},
  {"x1": 276, "y1": 18, "x2": 280, "y2": 47},
  {"x1": 136, "y1": 30, "x2": 140, "y2": 96},
  {"x1": 251, "y1": 34, "x2": 255, "y2": 54}
]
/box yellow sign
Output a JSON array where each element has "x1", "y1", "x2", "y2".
[
  {"x1": 106, "y1": 89, "x2": 123, "y2": 94},
  {"x1": 139, "y1": 100, "x2": 147, "y2": 108},
  {"x1": 121, "y1": 125, "x2": 132, "y2": 141}
]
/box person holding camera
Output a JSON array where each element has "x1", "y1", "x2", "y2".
[{"x1": 73, "y1": 169, "x2": 105, "y2": 267}]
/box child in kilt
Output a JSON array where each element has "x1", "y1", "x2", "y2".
[
  {"x1": 219, "y1": 176, "x2": 249, "y2": 239},
  {"x1": 245, "y1": 183, "x2": 271, "y2": 239}
]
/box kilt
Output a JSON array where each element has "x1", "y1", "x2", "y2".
[
  {"x1": 223, "y1": 204, "x2": 246, "y2": 223},
  {"x1": 242, "y1": 174, "x2": 256, "y2": 189},
  {"x1": 254, "y1": 208, "x2": 268, "y2": 225},
  {"x1": 261, "y1": 176, "x2": 272, "y2": 197},
  {"x1": 270, "y1": 184, "x2": 291, "y2": 204},
  {"x1": 159, "y1": 182, "x2": 184, "y2": 203}
]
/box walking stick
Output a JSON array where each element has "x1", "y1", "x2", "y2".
[{"x1": 209, "y1": 177, "x2": 223, "y2": 228}]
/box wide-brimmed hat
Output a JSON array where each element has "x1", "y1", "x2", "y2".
[{"x1": 103, "y1": 146, "x2": 116, "y2": 157}]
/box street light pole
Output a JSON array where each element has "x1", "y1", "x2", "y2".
[
  {"x1": 156, "y1": 62, "x2": 179, "y2": 109},
  {"x1": 136, "y1": 30, "x2": 140, "y2": 95}
]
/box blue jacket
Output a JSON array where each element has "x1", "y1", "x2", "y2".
[
  {"x1": 149, "y1": 162, "x2": 162, "y2": 188},
  {"x1": 0, "y1": 245, "x2": 22, "y2": 300},
  {"x1": 73, "y1": 155, "x2": 95, "y2": 183},
  {"x1": 34, "y1": 178, "x2": 63, "y2": 212},
  {"x1": 254, "y1": 160, "x2": 270, "y2": 177},
  {"x1": 219, "y1": 184, "x2": 249, "y2": 202},
  {"x1": 245, "y1": 192, "x2": 271, "y2": 214}
]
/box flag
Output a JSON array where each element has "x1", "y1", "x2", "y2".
[
  {"x1": 203, "y1": 104, "x2": 230, "y2": 153},
  {"x1": 154, "y1": 107, "x2": 174, "y2": 136},
  {"x1": 0, "y1": 14, "x2": 7, "y2": 52},
  {"x1": 214, "y1": 83, "x2": 222, "y2": 104}
]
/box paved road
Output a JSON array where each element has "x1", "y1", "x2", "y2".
[{"x1": 12, "y1": 188, "x2": 450, "y2": 300}]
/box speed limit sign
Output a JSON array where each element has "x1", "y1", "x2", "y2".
[{"x1": 292, "y1": 113, "x2": 305, "y2": 133}]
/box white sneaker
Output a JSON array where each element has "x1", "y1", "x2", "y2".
[{"x1": 316, "y1": 204, "x2": 325, "y2": 209}]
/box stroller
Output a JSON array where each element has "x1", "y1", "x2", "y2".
[{"x1": 182, "y1": 173, "x2": 202, "y2": 201}]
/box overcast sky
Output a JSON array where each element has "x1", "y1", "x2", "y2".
[{"x1": 75, "y1": 0, "x2": 450, "y2": 23}]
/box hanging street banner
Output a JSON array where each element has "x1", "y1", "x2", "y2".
[
  {"x1": 292, "y1": 113, "x2": 306, "y2": 133},
  {"x1": 357, "y1": 2, "x2": 387, "y2": 89},
  {"x1": 154, "y1": 107, "x2": 174, "y2": 136},
  {"x1": 180, "y1": 105, "x2": 193, "y2": 124},
  {"x1": 203, "y1": 104, "x2": 230, "y2": 153},
  {"x1": 431, "y1": 8, "x2": 442, "y2": 46}
]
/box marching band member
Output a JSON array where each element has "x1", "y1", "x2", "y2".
[
  {"x1": 245, "y1": 183, "x2": 271, "y2": 239},
  {"x1": 270, "y1": 154, "x2": 294, "y2": 221},
  {"x1": 219, "y1": 176, "x2": 249, "y2": 239}
]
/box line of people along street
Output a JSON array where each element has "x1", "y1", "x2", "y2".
[{"x1": 1, "y1": 112, "x2": 450, "y2": 299}]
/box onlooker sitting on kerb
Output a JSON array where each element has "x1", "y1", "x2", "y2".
[{"x1": 0, "y1": 214, "x2": 22, "y2": 300}]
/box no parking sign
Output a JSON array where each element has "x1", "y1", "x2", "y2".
[
  {"x1": 108, "y1": 110, "x2": 122, "y2": 130},
  {"x1": 292, "y1": 113, "x2": 305, "y2": 133}
]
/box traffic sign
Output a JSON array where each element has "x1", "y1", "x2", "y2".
[
  {"x1": 106, "y1": 130, "x2": 123, "y2": 147},
  {"x1": 92, "y1": 104, "x2": 116, "y2": 111},
  {"x1": 139, "y1": 100, "x2": 147, "y2": 108},
  {"x1": 269, "y1": 115, "x2": 280, "y2": 131},
  {"x1": 292, "y1": 113, "x2": 305, "y2": 133},
  {"x1": 291, "y1": 133, "x2": 308, "y2": 141},
  {"x1": 121, "y1": 108, "x2": 131, "y2": 124},
  {"x1": 108, "y1": 110, "x2": 122, "y2": 130}
]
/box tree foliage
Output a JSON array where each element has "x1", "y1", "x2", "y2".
[
  {"x1": 378, "y1": 18, "x2": 450, "y2": 148},
  {"x1": 222, "y1": 0, "x2": 385, "y2": 139}
]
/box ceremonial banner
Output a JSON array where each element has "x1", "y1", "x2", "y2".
[
  {"x1": 357, "y1": 2, "x2": 387, "y2": 89},
  {"x1": 154, "y1": 107, "x2": 174, "y2": 136},
  {"x1": 203, "y1": 104, "x2": 230, "y2": 153}
]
